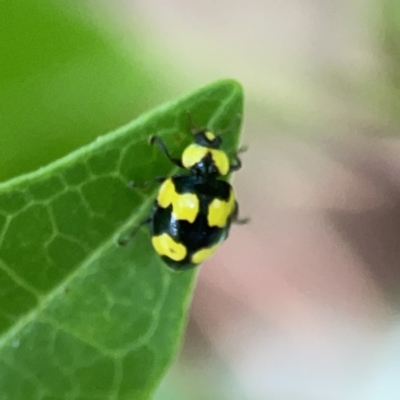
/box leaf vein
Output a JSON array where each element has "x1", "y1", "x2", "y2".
[{"x1": 0, "y1": 257, "x2": 41, "y2": 299}]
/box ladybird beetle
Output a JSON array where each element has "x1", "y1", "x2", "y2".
[{"x1": 119, "y1": 127, "x2": 247, "y2": 270}]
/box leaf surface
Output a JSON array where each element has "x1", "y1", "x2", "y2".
[{"x1": 0, "y1": 80, "x2": 243, "y2": 400}]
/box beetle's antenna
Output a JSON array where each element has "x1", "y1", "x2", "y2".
[
  {"x1": 217, "y1": 113, "x2": 242, "y2": 136},
  {"x1": 185, "y1": 110, "x2": 203, "y2": 135},
  {"x1": 184, "y1": 110, "x2": 242, "y2": 136}
]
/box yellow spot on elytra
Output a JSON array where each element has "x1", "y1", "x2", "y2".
[
  {"x1": 207, "y1": 189, "x2": 236, "y2": 228},
  {"x1": 157, "y1": 178, "x2": 199, "y2": 223},
  {"x1": 173, "y1": 193, "x2": 199, "y2": 222},
  {"x1": 152, "y1": 234, "x2": 187, "y2": 261},
  {"x1": 157, "y1": 178, "x2": 176, "y2": 208},
  {"x1": 205, "y1": 131, "x2": 216, "y2": 141},
  {"x1": 191, "y1": 243, "x2": 220, "y2": 264}
]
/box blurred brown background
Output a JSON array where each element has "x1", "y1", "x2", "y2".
[{"x1": 109, "y1": 2, "x2": 400, "y2": 399}]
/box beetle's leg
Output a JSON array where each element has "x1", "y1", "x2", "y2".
[
  {"x1": 149, "y1": 135, "x2": 183, "y2": 168},
  {"x1": 233, "y1": 216, "x2": 250, "y2": 225},
  {"x1": 229, "y1": 154, "x2": 242, "y2": 172},
  {"x1": 229, "y1": 145, "x2": 248, "y2": 173},
  {"x1": 117, "y1": 218, "x2": 151, "y2": 247},
  {"x1": 126, "y1": 176, "x2": 166, "y2": 189},
  {"x1": 231, "y1": 202, "x2": 250, "y2": 225}
]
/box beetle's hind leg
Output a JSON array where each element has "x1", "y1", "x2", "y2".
[
  {"x1": 126, "y1": 176, "x2": 166, "y2": 190},
  {"x1": 231, "y1": 202, "x2": 250, "y2": 225},
  {"x1": 233, "y1": 216, "x2": 250, "y2": 225},
  {"x1": 117, "y1": 218, "x2": 151, "y2": 247}
]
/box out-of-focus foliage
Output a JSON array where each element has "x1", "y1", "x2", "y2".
[
  {"x1": 382, "y1": 0, "x2": 400, "y2": 116},
  {"x1": 0, "y1": 0, "x2": 164, "y2": 182}
]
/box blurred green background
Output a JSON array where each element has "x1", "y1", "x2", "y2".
[
  {"x1": 0, "y1": 0, "x2": 177, "y2": 182},
  {"x1": 3, "y1": 1, "x2": 400, "y2": 399}
]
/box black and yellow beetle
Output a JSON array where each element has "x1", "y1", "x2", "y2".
[{"x1": 119, "y1": 127, "x2": 246, "y2": 270}]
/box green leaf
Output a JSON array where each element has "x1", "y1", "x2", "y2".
[{"x1": 0, "y1": 79, "x2": 243, "y2": 400}]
